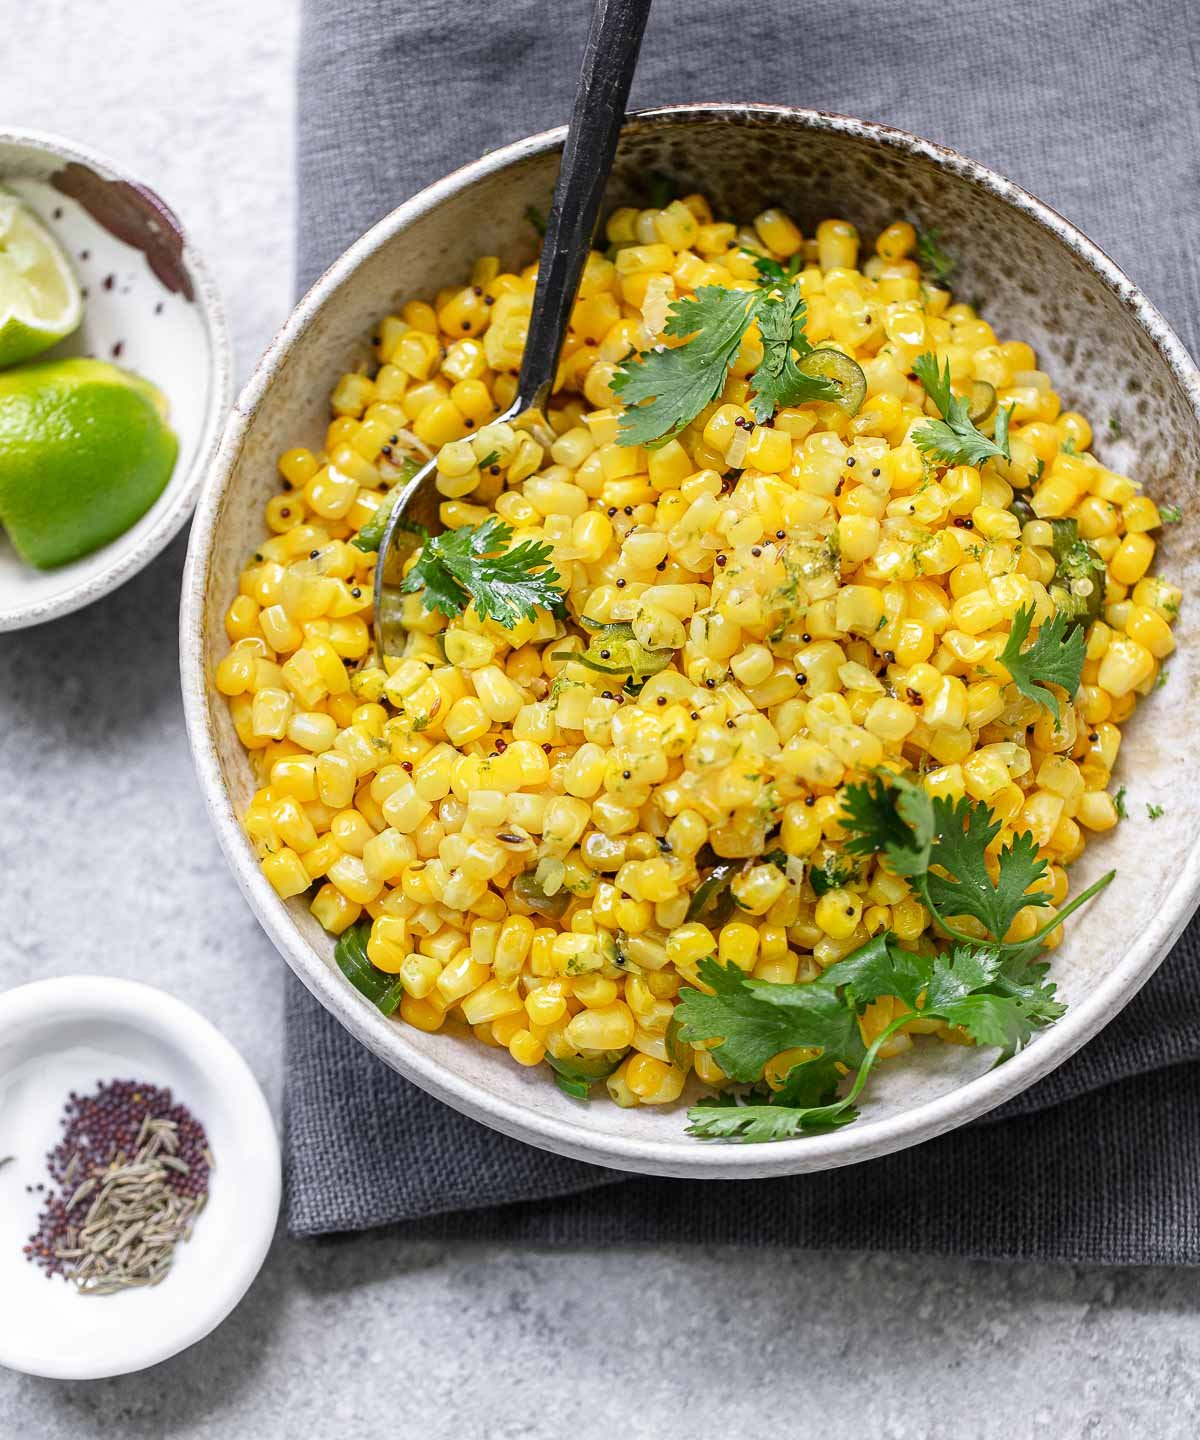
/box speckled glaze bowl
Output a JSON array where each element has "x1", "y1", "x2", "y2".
[
  {"x1": 0, "y1": 128, "x2": 231, "y2": 631},
  {"x1": 181, "y1": 105, "x2": 1200, "y2": 1179}
]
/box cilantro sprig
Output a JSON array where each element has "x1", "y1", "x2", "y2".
[
  {"x1": 911, "y1": 351, "x2": 1013, "y2": 468},
  {"x1": 678, "y1": 775, "x2": 1114, "y2": 1142},
  {"x1": 611, "y1": 277, "x2": 837, "y2": 445},
  {"x1": 998, "y1": 604, "x2": 1086, "y2": 725},
  {"x1": 750, "y1": 283, "x2": 840, "y2": 421},
  {"x1": 400, "y1": 516, "x2": 565, "y2": 627},
  {"x1": 840, "y1": 772, "x2": 1113, "y2": 965},
  {"x1": 681, "y1": 932, "x2": 1059, "y2": 1142}
]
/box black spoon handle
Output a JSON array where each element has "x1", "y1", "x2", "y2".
[{"x1": 516, "y1": 0, "x2": 653, "y2": 410}]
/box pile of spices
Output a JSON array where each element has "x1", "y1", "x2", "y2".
[{"x1": 24, "y1": 1078, "x2": 213, "y2": 1296}]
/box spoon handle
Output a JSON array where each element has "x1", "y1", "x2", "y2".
[{"x1": 516, "y1": 0, "x2": 653, "y2": 411}]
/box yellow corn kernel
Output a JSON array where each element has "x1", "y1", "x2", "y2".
[
  {"x1": 1110, "y1": 532, "x2": 1156, "y2": 586},
  {"x1": 564, "y1": 1002, "x2": 636, "y2": 1052},
  {"x1": 400, "y1": 993, "x2": 446, "y2": 1032},
  {"x1": 262, "y1": 848, "x2": 310, "y2": 899}
]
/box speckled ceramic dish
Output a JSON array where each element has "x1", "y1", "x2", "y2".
[
  {"x1": 181, "y1": 105, "x2": 1200, "y2": 1179},
  {"x1": 0, "y1": 128, "x2": 231, "y2": 632}
]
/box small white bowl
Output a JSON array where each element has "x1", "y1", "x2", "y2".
[
  {"x1": 0, "y1": 127, "x2": 232, "y2": 631},
  {"x1": 0, "y1": 977, "x2": 279, "y2": 1380}
]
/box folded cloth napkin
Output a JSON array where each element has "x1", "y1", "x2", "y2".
[{"x1": 287, "y1": 0, "x2": 1200, "y2": 1260}]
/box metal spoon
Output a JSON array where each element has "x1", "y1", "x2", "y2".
[{"x1": 373, "y1": 0, "x2": 653, "y2": 656}]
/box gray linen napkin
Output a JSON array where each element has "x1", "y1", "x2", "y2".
[{"x1": 286, "y1": 0, "x2": 1200, "y2": 1259}]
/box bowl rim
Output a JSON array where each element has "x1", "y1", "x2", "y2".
[
  {"x1": 0, "y1": 974, "x2": 280, "y2": 1379},
  {"x1": 180, "y1": 102, "x2": 1200, "y2": 1179},
  {"x1": 0, "y1": 125, "x2": 233, "y2": 633}
]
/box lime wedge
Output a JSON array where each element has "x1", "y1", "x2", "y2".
[
  {"x1": 0, "y1": 188, "x2": 84, "y2": 368},
  {"x1": 0, "y1": 357, "x2": 178, "y2": 568}
]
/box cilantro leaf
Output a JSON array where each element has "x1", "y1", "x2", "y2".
[
  {"x1": 400, "y1": 516, "x2": 564, "y2": 627},
  {"x1": 739, "y1": 248, "x2": 803, "y2": 285},
  {"x1": 748, "y1": 286, "x2": 840, "y2": 421},
  {"x1": 921, "y1": 794, "x2": 1049, "y2": 945},
  {"x1": 820, "y1": 931, "x2": 931, "y2": 1011},
  {"x1": 841, "y1": 771, "x2": 935, "y2": 878},
  {"x1": 612, "y1": 285, "x2": 762, "y2": 446},
  {"x1": 936, "y1": 992, "x2": 1040, "y2": 1059},
  {"x1": 1114, "y1": 785, "x2": 1128, "y2": 819},
  {"x1": 912, "y1": 351, "x2": 1013, "y2": 468},
  {"x1": 1159, "y1": 503, "x2": 1183, "y2": 524},
  {"x1": 916, "y1": 228, "x2": 955, "y2": 283},
  {"x1": 998, "y1": 604, "x2": 1086, "y2": 724},
  {"x1": 842, "y1": 774, "x2": 1055, "y2": 950},
  {"x1": 921, "y1": 943, "x2": 1003, "y2": 1011},
  {"x1": 685, "y1": 1088, "x2": 859, "y2": 1142},
  {"x1": 675, "y1": 956, "x2": 865, "y2": 1082},
  {"x1": 1148, "y1": 803, "x2": 1165, "y2": 820}
]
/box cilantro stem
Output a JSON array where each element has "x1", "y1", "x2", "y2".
[
  {"x1": 837, "y1": 1012, "x2": 915, "y2": 1112},
  {"x1": 1017, "y1": 867, "x2": 1116, "y2": 949}
]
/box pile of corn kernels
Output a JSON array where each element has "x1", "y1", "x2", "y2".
[{"x1": 217, "y1": 197, "x2": 1179, "y2": 1108}]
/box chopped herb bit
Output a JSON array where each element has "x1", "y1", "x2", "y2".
[
  {"x1": 998, "y1": 604, "x2": 1086, "y2": 725},
  {"x1": 477, "y1": 449, "x2": 501, "y2": 468},
  {"x1": 1114, "y1": 786, "x2": 1128, "y2": 819},
  {"x1": 524, "y1": 204, "x2": 546, "y2": 237},
  {"x1": 1159, "y1": 503, "x2": 1183, "y2": 524},
  {"x1": 1032, "y1": 457, "x2": 1046, "y2": 482},
  {"x1": 1147, "y1": 803, "x2": 1165, "y2": 820},
  {"x1": 401, "y1": 516, "x2": 565, "y2": 627},
  {"x1": 912, "y1": 351, "x2": 1013, "y2": 468},
  {"x1": 646, "y1": 171, "x2": 675, "y2": 209},
  {"x1": 916, "y1": 228, "x2": 955, "y2": 282},
  {"x1": 1155, "y1": 667, "x2": 1169, "y2": 690},
  {"x1": 1062, "y1": 436, "x2": 1078, "y2": 455},
  {"x1": 1107, "y1": 415, "x2": 1123, "y2": 439},
  {"x1": 809, "y1": 852, "x2": 860, "y2": 897}
]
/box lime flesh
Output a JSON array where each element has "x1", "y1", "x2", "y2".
[
  {"x1": 0, "y1": 189, "x2": 83, "y2": 368},
  {"x1": 0, "y1": 357, "x2": 178, "y2": 569}
]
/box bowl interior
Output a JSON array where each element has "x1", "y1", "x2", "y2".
[
  {"x1": 0, "y1": 132, "x2": 229, "y2": 630},
  {"x1": 190, "y1": 110, "x2": 1200, "y2": 1176},
  {"x1": 0, "y1": 978, "x2": 279, "y2": 1378}
]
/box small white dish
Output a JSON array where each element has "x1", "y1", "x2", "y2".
[
  {"x1": 0, "y1": 127, "x2": 232, "y2": 632},
  {"x1": 0, "y1": 977, "x2": 279, "y2": 1380}
]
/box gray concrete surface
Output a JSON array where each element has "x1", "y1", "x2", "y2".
[{"x1": 2, "y1": 3, "x2": 1200, "y2": 1435}]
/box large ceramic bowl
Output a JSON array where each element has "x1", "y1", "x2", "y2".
[{"x1": 181, "y1": 105, "x2": 1200, "y2": 1179}]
